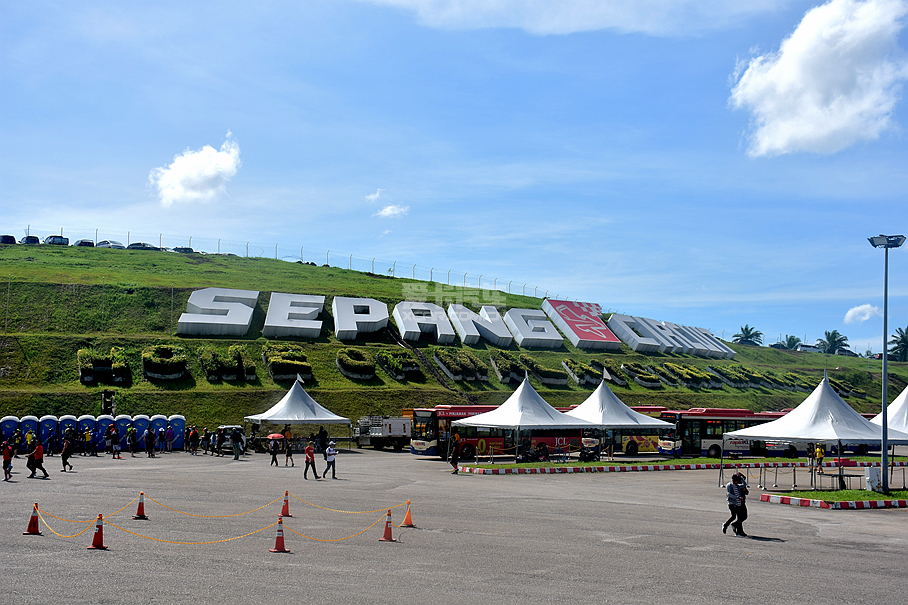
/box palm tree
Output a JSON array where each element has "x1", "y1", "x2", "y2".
[
  {"x1": 732, "y1": 324, "x2": 763, "y2": 346},
  {"x1": 783, "y1": 335, "x2": 801, "y2": 350},
  {"x1": 816, "y1": 330, "x2": 849, "y2": 354},
  {"x1": 889, "y1": 327, "x2": 908, "y2": 362}
]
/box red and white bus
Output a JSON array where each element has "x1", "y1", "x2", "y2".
[
  {"x1": 410, "y1": 404, "x2": 672, "y2": 459},
  {"x1": 410, "y1": 405, "x2": 584, "y2": 460},
  {"x1": 657, "y1": 408, "x2": 780, "y2": 458}
]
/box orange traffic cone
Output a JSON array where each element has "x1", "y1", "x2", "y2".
[
  {"x1": 23, "y1": 503, "x2": 42, "y2": 535},
  {"x1": 401, "y1": 500, "x2": 415, "y2": 528},
  {"x1": 133, "y1": 492, "x2": 148, "y2": 520},
  {"x1": 379, "y1": 509, "x2": 396, "y2": 542},
  {"x1": 269, "y1": 516, "x2": 291, "y2": 553},
  {"x1": 87, "y1": 514, "x2": 108, "y2": 550},
  {"x1": 280, "y1": 491, "x2": 292, "y2": 517}
]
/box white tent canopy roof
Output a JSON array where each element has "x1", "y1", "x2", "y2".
[
  {"x1": 724, "y1": 376, "x2": 908, "y2": 445},
  {"x1": 871, "y1": 385, "x2": 908, "y2": 433},
  {"x1": 564, "y1": 381, "x2": 674, "y2": 428},
  {"x1": 244, "y1": 379, "x2": 350, "y2": 425},
  {"x1": 452, "y1": 377, "x2": 596, "y2": 430}
]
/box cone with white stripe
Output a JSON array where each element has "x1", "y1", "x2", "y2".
[
  {"x1": 269, "y1": 516, "x2": 290, "y2": 553},
  {"x1": 23, "y1": 503, "x2": 42, "y2": 535},
  {"x1": 87, "y1": 514, "x2": 108, "y2": 550},
  {"x1": 133, "y1": 492, "x2": 148, "y2": 520},
  {"x1": 280, "y1": 490, "x2": 292, "y2": 517},
  {"x1": 379, "y1": 509, "x2": 396, "y2": 542}
]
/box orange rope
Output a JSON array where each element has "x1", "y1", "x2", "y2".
[
  {"x1": 283, "y1": 515, "x2": 386, "y2": 542},
  {"x1": 105, "y1": 519, "x2": 278, "y2": 545},
  {"x1": 144, "y1": 494, "x2": 283, "y2": 517},
  {"x1": 288, "y1": 493, "x2": 407, "y2": 514}
]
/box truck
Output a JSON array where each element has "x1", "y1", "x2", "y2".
[{"x1": 355, "y1": 416, "x2": 411, "y2": 451}]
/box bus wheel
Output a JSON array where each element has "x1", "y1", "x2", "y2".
[
  {"x1": 625, "y1": 441, "x2": 638, "y2": 456},
  {"x1": 857, "y1": 444, "x2": 869, "y2": 455},
  {"x1": 459, "y1": 444, "x2": 475, "y2": 460},
  {"x1": 392, "y1": 441, "x2": 404, "y2": 451},
  {"x1": 707, "y1": 445, "x2": 721, "y2": 459},
  {"x1": 785, "y1": 446, "x2": 797, "y2": 459}
]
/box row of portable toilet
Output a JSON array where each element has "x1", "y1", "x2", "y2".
[{"x1": 0, "y1": 414, "x2": 185, "y2": 453}]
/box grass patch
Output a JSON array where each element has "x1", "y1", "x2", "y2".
[{"x1": 788, "y1": 489, "x2": 908, "y2": 501}]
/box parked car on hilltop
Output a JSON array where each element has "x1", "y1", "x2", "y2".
[
  {"x1": 126, "y1": 242, "x2": 160, "y2": 251},
  {"x1": 19, "y1": 235, "x2": 40, "y2": 244},
  {"x1": 96, "y1": 240, "x2": 125, "y2": 249},
  {"x1": 0, "y1": 235, "x2": 17, "y2": 245},
  {"x1": 72, "y1": 239, "x2": 95, "y2": 247},
  {"x1": 172, "y1": 246, "x2": 195, "y2": 254},
  {"x1": 43, "y1": 235, "x2": 69, "y2": 245}
]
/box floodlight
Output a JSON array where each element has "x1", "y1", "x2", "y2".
[{"x1": 868, "y1": 235, "x2": 906, "y2": 249}]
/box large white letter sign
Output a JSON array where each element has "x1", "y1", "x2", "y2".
[
  {"x1": 447, "y1": 304, "x2": 513, "y2": 347},
  {"x1": 393, "y1": 302, "x2": 456, "y2": 344},
  {"x1": 177, "y1": 288, "x2": 259, "y2": 336},
  {"x1": 606, "y1": 314, "x2": 662, "y2": 354},
  {"x1": 332, "y1": 297, "x2": 389, "y2": 340},
  {"x1": 263, "y1": 293, "x2": 324, "y2": 338},
  {"x1": 541, "y1": 300, "x2": 621, "y2": 351},
  {"x1": 607, "y1": 314, "x2": 735, "y2": 359},
  {"x1": 504, "y1": 309, "x2": 564, "y2": 349}
]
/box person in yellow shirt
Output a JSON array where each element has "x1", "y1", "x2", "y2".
[{"x1": 815, "y1": 444, "x2": 825, "y2": 473}]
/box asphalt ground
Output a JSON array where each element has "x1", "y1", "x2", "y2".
[{"x1": 3, "y1": 448, "x2": 908, "y2": 605}]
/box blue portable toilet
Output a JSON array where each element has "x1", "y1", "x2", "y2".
[
  {"x1": 115, "y1": 414, "x2": 132, "y2": 450},
  {"x1": 39, "y1": 415, "x2": 59, "y2": 454},
  {"x1": 168, "y1": 415, "x2": 186, "y2": 450},
  {"x1": 96, "y1": 415, "x2": 114, "y2": 451},
  {"x1": 77, "y1": 415, "x2": 96, "y2": 435},
  {"x1": 78, "y1": 415, "x2": 97, "y2": 454},
  {"x1": 59, "y1": 415, "x2": 78, "y2": 442},
  {"x1": 19, "y1": 416, "x2": 38, "y2": 453},
  {"x1": 150, "y1": 415, "x2": 167, "y2": 449},
  {"x1": 133, "y1": 415, "x2": 150, "y2": 448},
  {"x1": 1, "y1": 416, "x2": 18, "y2": 443}
]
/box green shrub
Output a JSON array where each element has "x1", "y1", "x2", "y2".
[
  {"x1": 263, "y1": 342, "x2": 312, "y2": 377},
  {"x1": 337, "y1": 348, "x2": 375, "y2": 374}
]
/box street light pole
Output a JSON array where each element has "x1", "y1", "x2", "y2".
[{"x1": 869, "y1": 234, "x2": 906, "y2": 494}]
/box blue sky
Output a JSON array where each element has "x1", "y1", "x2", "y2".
[{"x1": 2, "y1": 0, "x2": 908, "y2": 353}]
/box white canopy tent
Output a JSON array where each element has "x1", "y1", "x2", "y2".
[
  {"x1": 565, "y1": 380, "x2": 674, "y2": 428},
  {"x1": 722, "y1": 375, "x2": 908, "y2": 485},
  {"x1": 452, "y1": 376, "x2": 595, "y2": 459},
  {"x1": 244, "y1": 379, "x2": 350, "y2": 425},
  {"x1": 871, "y1": 385, "x2": 908, "y2": 433}
]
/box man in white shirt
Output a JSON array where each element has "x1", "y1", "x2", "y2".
[{"x1": 322, "y1": 441, "x2": 338, "y2": 479}]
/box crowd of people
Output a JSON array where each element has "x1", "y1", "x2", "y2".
[{"x1": 2, "y1": 423, "x2": 343, "y2": 481}]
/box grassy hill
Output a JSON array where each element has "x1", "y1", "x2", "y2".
[{"x1": 1, "y1": 245, "x2": 905, "y2": 430}]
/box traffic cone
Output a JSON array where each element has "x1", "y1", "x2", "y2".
[
  {"x1": 280, "y1": 490, "x2": 292, "y2": 517},
  {"x1": 401, "y1": 500, "x2": 415, "y2": 528},
  {"x1": 23, "y1": 503, "x2": 42, "y2": 535},
  {"x1": 133, "y1": 492, "x2": 148, "y2": 520},
  {"x1": 379, "y1": 509, "x2": 396, "y2": 542},
  {"x1": 87, "y1": 514, "x2": 108, "y2": 550},
  {"x1": 269, "y1": 516, "x2": 291, "y2": 553}
]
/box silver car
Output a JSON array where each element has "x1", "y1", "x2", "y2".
[{"x1": 96, "y1": 240, "x2": 126, "y2": 249}]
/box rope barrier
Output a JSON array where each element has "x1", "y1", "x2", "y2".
[
  {"x1": 144, "y1": 494, "x2": 283, "y2": 517},
  {"x1": 288, "y1": 492, "x2": 408, "y2": 514},
  {"x1": 105, "y1": 519, "x2": 278, "y2": 545},
  {"x1": 283, "y1": 515, "x2": 387, "y2": 542},
  {"x1": 34, "y1": 496, "x2": 139, "y2": 523},
  {"x1": 35, "y1": 510, "x2": 96, "y2": 539}
]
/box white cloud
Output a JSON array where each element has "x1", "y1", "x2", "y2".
[
  {"x1": 373, "y1": 204, "x2": 410, "y2": 218},
  {"x1": 149, "y1": 133, "x2": 241, "y2": 207},
  {"x1": 366, "y1": 188, "x2": 383, "y2": 202},
  {"x1": 844, "y1": 303, "x2": 882, "y2": 323},
  {"x1": 730, "y1": 0, "x2": 908, "y2": 157},
  {"x1": 360, "y1": 0, "x2": 789, "y2": 36}
]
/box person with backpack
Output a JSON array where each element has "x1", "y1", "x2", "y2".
[{"x1": 722, "y1": 472, "x2": 749, "y2": 537}]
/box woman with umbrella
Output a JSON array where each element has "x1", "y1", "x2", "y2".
[{"x1": 268, "y1": 434, "x2": 283, "y2": 467}]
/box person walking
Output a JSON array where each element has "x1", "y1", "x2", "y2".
[
  {"x1": 815, "y1": 443, "x2": 825, "y2": 474},
  {"x1": 722, "y1": 472, "x2": 748, "y2": 537},
  {"x1": 111, "y1": 425, "x2": 122, "y2": 459},
  {"x1": 283, "y1": 427, "x2": 295, "y2": 467},
  {"x1": 2, "y1": 440, "x2": 13, "y2": 481},
  {"x1": 60, "y1": 434, "x2": 74, "y2": 472},
  {"x1": 128, "y1": 426, "x2": 138, "y2": 457},
  {"x1": 322, "y1": 441, "x2": 338, "y2": 479},
  {"x1": 143, "y1": 428, "x2": 156, "y2": 457},
  {"x1": 303, "y1": 439, "x2": 319, "y2": 480},
  {"x1": 27, "y1": 440, "x2": 49, "y2": 479},
  {"x1": 450, "y1": 434, "x2": 461, "y2": 474},
  {"x1": 269, "y1": 438, "x2": 280, "y2": 466},
  {"x1": 157, "y1": 426, "x2": 166, "y2": 453}
]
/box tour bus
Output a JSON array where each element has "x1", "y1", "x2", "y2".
[
  {"x1": 410, "y1": 405, "x2": 586, "y2": 460},
  {"x1": 410, "y1": 404, "x2": 671, "y2": 459},
  {"x1": 657, "y1": 408, "x2": 780, "y2": 458}
]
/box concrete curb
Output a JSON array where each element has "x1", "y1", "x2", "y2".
[
  {"x1": 760, "y1": 493, "x2": 908, "y2": 510},
  {"x1": 458, "y1": 460, "x2": 908, "y2": 475}
]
